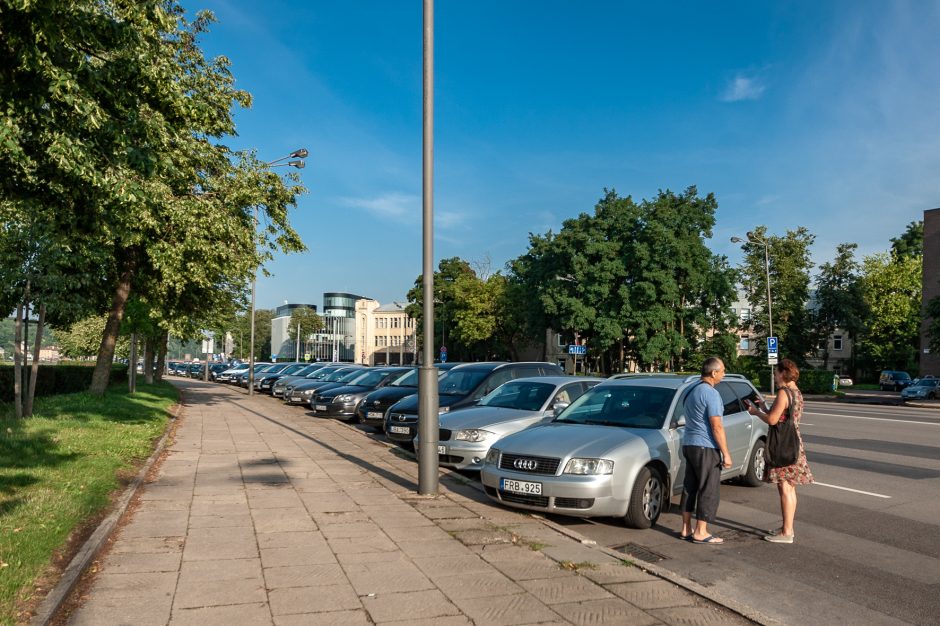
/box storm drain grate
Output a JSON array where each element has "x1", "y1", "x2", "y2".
[{"x1": 614, "y1": 542, "x2": 668, "y2": 563}]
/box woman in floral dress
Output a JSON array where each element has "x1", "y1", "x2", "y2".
[{"x1": 745, "y1": 358, "x2": 814, "y2": 544}]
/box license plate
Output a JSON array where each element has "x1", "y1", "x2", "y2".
[
  {"x1": 290, "y1": 396, "x2": 301, "y2": 402},
  {"x1": 500, "y1": 478, "x2": 542, "y2": 495},
  {"x1": 315, "y1": 404, "x2": 327, "y2": 411},
  {"x1": 367, "y1": 411, "x2": 383, "y2": 418},
  {"x1": 437, "y1": 445, "x2": 446, "y2": 455},
  {"x1": 389, "y1": 425, "x2": 410, "y2": 435}
]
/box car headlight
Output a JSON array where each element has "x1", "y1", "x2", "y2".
[
  {"x1": 300, "y1": 389, "x2": 314, "y2": 398},
  {"x1": 484, "y1": 448, "x2": 501, "y2": 464},
  {"x1": 335, "y1": 394, "x2": 353, "y2": 403},
  {"x1": 454, "y1": 429, "x2": 494, "y2": 443},
  {"x1": 438, "y1": 406, "x2": 450, "y2": 414},
  {"x1": 563, "y1": 458, "x2": 614, "y2": 475}
]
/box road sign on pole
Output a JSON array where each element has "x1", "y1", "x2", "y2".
[
  {"x1": 440, "y1": 345, "x2": 447, "y2": 363},
  {"x1": 767, "y1": 336, "x2": 778, "y2": 354}
]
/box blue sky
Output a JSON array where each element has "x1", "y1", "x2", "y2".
[{"x1": 189, "y1": 0, "x2": 939, "y2": 310}]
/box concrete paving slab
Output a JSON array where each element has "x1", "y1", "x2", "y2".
[
  {"x1": 172, "y1": 576, "x2": 267, "y2": 609},
  {"x1": 607, "y1": 579, "x2": 698, "y2": 610},
  {"x1": 300, "y1": 493, "x2": 359, "y2": 513},
  {"x1": 395, "y1": 538, "x2": 475, "y2": 559},
  {"x1": 273, "y1": 609, "x2": 372, "y2": 626},
  {"x1": 267, "y1": 583, "x2": 362, "y2": 616},
  {"x1": 179, "y1": 557, "x2": 263, "y2": 582},
  {"x1": 486, "y1": 554, "x2": 576, "y2": 581},
  {"x1": 551, "y1": 597, "x2": 662, "y2": 626},
  {"x1": 189, "y1": 501, "x2": 250, "y2": 517},
  {"x1": 109, "y1": 536, "x2": 185, "y2": 555},
  {"x1": 540, "y1": 542, "x2": 623, "y2": 566},
  {"x1": 100, "y1": 551, "x2": 182, "y2": 574},
  {"x1": 325, "y1": 534, "x2": 399, "y2": 555},
  {"x1": 251, "y1": 508, "x2": 318, "y2": 533},
  {"x1": 256, "y1": 530, "x2": 327, "y2": 549},
  {"x1": 188, "y1": 512, "x2": 253, "y2": 528},
  {"x1": 381, "y1": 523, "x2": 451, "y2": 543},
  {"x1": 260, "y1": 545, "x2": 338, "y2": 568},
  {"x1": 317, "y1": 520, "x2": 383, "y2": 540},
  {"x1": 376, "y1": 616, "x2": 472, "y2": 626},
  {"x1": 648, "y1": 604, "x2": 755, "y2": 626},
  {"x1": 90, "y1": 571, "x2": 178, "y2": 598},
  {"x1": 579, "y1": 561, "x2": 659, "y2": 584},
  {"x1": 69, "y1": 593, "x2": 173, "y2": 626},
  {"x1": 360, "y1": 589, "x2": 461, "y2": 623},
  {"x1": 169, "y1": 602, "x2": 273, "y2": 625},
  {"x1": 518, "y1": 574, "x2": 615, "y2": 604},
  {"x1": 342, "y1": 557, "x2": 434, "y2": 595},
  {"x1": 431, "y1": 569, "x2": 524, "y2": 600},
  {"x1": 309, "y1": 510, "x2": 371, "y2": 526},
  {"x1": 411, "y1": 554, "x2": 493, "y2": 578},
  {"x1": 263, "y1": 563, "x2": 348, "y2": 589},
  {"x1": 450, "y1": 593, "x2": 561, "y2": 626},
  {"x1": 182, "y1": 538, "x2": 259, "y2": 561}
]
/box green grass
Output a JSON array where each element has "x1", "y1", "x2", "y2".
[{"x1": 0, "y1": 383, "x2": 177, "y2": 624}]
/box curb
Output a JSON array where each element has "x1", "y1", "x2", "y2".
[
  {"x1": 334, "y1": 418, "x2": 777, "y2": 626},
  {"x1": 29, "y1": 398, "x2": 185, "y2": 626}
]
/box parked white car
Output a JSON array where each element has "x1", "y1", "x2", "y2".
[{"x1": 481, "y1": 373, "x2": 768, "y2": 528}]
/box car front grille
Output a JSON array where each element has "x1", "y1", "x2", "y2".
[
  {"x1": 555, "y1": 497, "x2": 594, "y2": 509},
  {"x1": 498, "y1": 490, "x2": 549, "y2": 508},
  {"x1": 498, "y1": 453, "x2": 560, "y2": 476},
  {"x1": 388, "y1": 413, "x2": 416, "y2": 424}
]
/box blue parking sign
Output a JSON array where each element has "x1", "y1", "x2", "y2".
[{"x1": 767, "y1": 337, "x2": 778, "y2": 353}]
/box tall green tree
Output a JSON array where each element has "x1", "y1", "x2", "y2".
[
  {"x1": 890, "y1": 221, "x2": 924, "y2": 260},
  {"x1": 812, "y1": 243, "x2": 867, "y2": 370},
  {"x1": 856, "y1": 252, "x2": 922, "y2": 372},
  {"x1": 736, "y1": 226, "x2": 816, "y2": 365}
]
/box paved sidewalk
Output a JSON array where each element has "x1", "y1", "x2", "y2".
[{"x1": 64, "y1": 380, "x2": 754, "y2": 625}]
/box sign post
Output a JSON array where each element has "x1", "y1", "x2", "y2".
[{"x1": 439, "y1": 345, "x2": 447, "y2": 363}]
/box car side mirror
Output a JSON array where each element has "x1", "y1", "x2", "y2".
[
  {"x1": 553, "y1": 402, "x2": 570, "y2": 417},
  {"x1": 672, "y1": 415, "x2": 686, "y2": 429}
]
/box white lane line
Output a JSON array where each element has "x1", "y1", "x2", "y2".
[
  {"x1": 813, "y1": 482, "x2": 891, "y2": 498},
  {"x1": 803, "y1": 411, "x2": 940, "y2": 426}
]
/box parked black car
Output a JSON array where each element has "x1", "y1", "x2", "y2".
[
  {"x1": 271, "y1": 363, "x2": 332, "y2": 398},
  {"x1": 879, "y1": 370, "x2": 913, "y2": 391},
  {"x1": 356, "y1": 363, "x2": 462, "y2": 431},
  {"x1": 311, "y1": 367, "x2": 411, "y2": 422},
  {"x1": 254, "y1": 362, "x2": 308, "y2": 393},
  {"x1": 384, "y1": 361, "x2": 565, "y2": 444},
  {"x1": 285, "y1": 366, "x2": 367, "y2": 406}
]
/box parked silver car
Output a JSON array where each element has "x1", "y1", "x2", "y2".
[
  {"x1": 415, "y1": 376, "x2": 603, "y2": 471},
  {"x1": 480, "y1": 374, "x2": 768, "y2": 529}
]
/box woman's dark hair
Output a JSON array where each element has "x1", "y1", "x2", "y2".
[{"x1": 776, "y1": 358, "x2": 800, "y2": 383}]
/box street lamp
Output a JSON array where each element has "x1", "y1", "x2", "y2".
[
  {"x1": 731, "y1": 232, "x2": 775, "y2": 395},
  {"x1": 248, "y1": 148, "x2": 307, "y2": 396}
]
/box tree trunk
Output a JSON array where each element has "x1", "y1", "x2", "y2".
[
  {"x1": 25, "y1": 303, "x2": 46, "y2": 417},
  {"x1": 155, "y1": 329, "x2": 168, "y2": 382},
  {"x1": 90, "y1": 267, "x2": 134, "y2": 395},
  {"x1": 13, "y1": 303, "x2": 23, "y2": 419},
  {"x1": 128, "y1": 332, "x2": 138, "y2": 394},
  {"x1": 144, "y1": 335, "x2": 155, "y2": 384}
]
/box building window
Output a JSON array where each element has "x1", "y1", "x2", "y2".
[
  {"x1": 740, "y1": 308, "x2": 751, "y2": 322},
  {"x1": 833, "y1": 335, "x2": 843, "y2": 351},
  {"x1": 739, "y1": 336, "x2": 749, "y2": 351}
]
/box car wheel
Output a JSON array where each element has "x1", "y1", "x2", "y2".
[
  {"x1": 741, "y1": 439, "x2": 766, "y2": 487},
  {"x1": 624, "y1": 466, "x2": 665, "y2": 529}
]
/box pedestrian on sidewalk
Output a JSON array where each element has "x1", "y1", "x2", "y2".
[
  {"x1": 745, "y1": 358, "x2": 814, "y2": 544},
  {"x1": 680, "y1": 356, "x2": 733, "y2": 545}
]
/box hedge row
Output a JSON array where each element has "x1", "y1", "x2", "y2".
[
  {"x1": 757, "y1": 367, "x2": 836, "y2": 394},
  {"x1": 0, "y1": 365, "x2": 128, "y2": 403}
]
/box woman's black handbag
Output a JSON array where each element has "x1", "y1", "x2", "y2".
[{"x1": 766, "y1": 388, "x2": 800, "y2": 468}]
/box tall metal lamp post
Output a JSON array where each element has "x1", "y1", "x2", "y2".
[
  {"x1": 731, "y1": 232, "x2": 775, "y2": 395},
  {"x1": 248, "y1": 148, "x2": 307, "y2": 396}
]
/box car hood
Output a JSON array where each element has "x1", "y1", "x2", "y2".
[
  {"x1": 291, "y1": 380, "x2": 343, "y2": 392},
  {"x1": 319, "y1": 384, "x2": 371, "y2": 399},
  {"x1": 391, "y1": 393, "x2": 466, "y2": 414},
  {"x1": 364, "y1": 386, "x2": 419, "y2": 402},
  {"x1": 440, "y1": 406, "x2": 545, "y2": 432},
  {"x1": 494, "y1": 422, "x2": 661, "y2": 459}
]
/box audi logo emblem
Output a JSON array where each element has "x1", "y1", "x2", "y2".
[
  {"x1": 514, "y1": 459, "x2": 538, "y2": 471},
  {"x1": 396, "y1": 415, "x2": 407, "y2": 422}
]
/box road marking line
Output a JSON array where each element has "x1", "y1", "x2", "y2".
[
  {"x1": 813, "y1": 482, "x2": 891, "y2": 498},
  {"x1": 803, "y1": 412, "x2": 940, "y2": 426}
]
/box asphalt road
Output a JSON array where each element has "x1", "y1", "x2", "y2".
[{"x1": 539, "y1": 401, "x2": 940, "y2": 625}]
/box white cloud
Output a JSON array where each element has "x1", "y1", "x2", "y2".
[
  {"x1": 338, "y1": 192, "x2": 417, "y2": 221},
  {"x1": 721, "y1": 75, "x2": 766, "y2": 102}
]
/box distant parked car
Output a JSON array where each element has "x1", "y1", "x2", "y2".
[
  {"x1": 285, "y1": 366, "x2": 367, "y2": 406},
  {"x1": 385, "y1": 361, "x2": 565, "y2": 445},
  {"x1": 271, "y1": 363, "x2": 331, "y2": 398},
  {"x1": 879, "y1": 370, "x2": 912, "y2": 392},
  {"x1": 356, "y1": 363, "x2": 462, "y2": 431},
  {"x1": 311, "y1": 367, "x2": 411, "y2": 421},
  {"x1": 415, "y1": 376, "x2": 603, "y2": 471},
  {"x1": 837, "y1": 375, "x2": 853, "y2": 387},
  {"x1": 901, "y1": 377, "x2": 939, "y2": 400},
  {"x1": 480, "y1": 373, "x2": 768, "y2": 529}
]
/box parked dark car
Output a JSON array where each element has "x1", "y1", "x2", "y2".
[
  {"x1": 285, "y1": 366, "x2": 367, "y2": 406},
  {"x1": 234, "y1": 363, "x2": 273, "y2": 387},
  {"x1": 254, "y1": 362, "x2": 307, "y2": 393},
  {"x1": 271, "y1": 363, "x2": 332, "y2": 398},
  {"x1": 384, "y1": 361, "x2": 565, "y2": 444},
  {"x1": 311, "y1": 367, "x2": 411, "y2": 421},
  {"x1": 356, "y1": 363, "x2": 462, "y2": 431},
  {"x1": 879, "y1": 370, "x2": 913, "y2": 391}
]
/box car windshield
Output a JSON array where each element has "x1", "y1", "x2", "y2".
[
  {"x1": 265, "y1": 363, "x2": 291, "y2": 374},
  {"x1": 348, "y1": 370, "x2": 387, "y2": 386},
  {"x1": 324, "y1": 368, "x2": 357, "y2": 382},
  {"x1": 253, "y1": 363, "x2": 273, "y2": 372},
  {"x1": 480, "y1": 381, "x2": 555, "y2": 411},
  {"x1": 307, "y1": 367, "x2": 339, "y2": 380},
  {"x1": 336, "y1": 369, "x2": 367, "y2": 382},
  {"x1": 292, "y1": 364, "x2": 320, "y2": 377},
  {"x1": 279, "y1": 364, "x2": 307, "y2": 375},
  {"x1": 554, "y1": 385, "x2": 674, "y2": 429},
  {"x1": 913, "y1": 378, "x2": 938, "y2": 388},
  {"x1": 439, "y1": 369, "x2": 491, "y2": 396},
  {"x1": 390, "y1": 369, "x2": 420, "y2": 387}
]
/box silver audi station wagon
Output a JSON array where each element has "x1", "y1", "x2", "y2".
[{"x1": 480, "y1": 373, "x2": 768, "y2": 528}]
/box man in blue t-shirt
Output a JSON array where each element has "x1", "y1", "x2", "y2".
[{"x1": 680, "y1": 357, "x2": 732, "y2": 545}]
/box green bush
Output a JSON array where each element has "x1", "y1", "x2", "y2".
[{"x1": 0, "y1": 364, "x2": 127, "y2": 402}]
